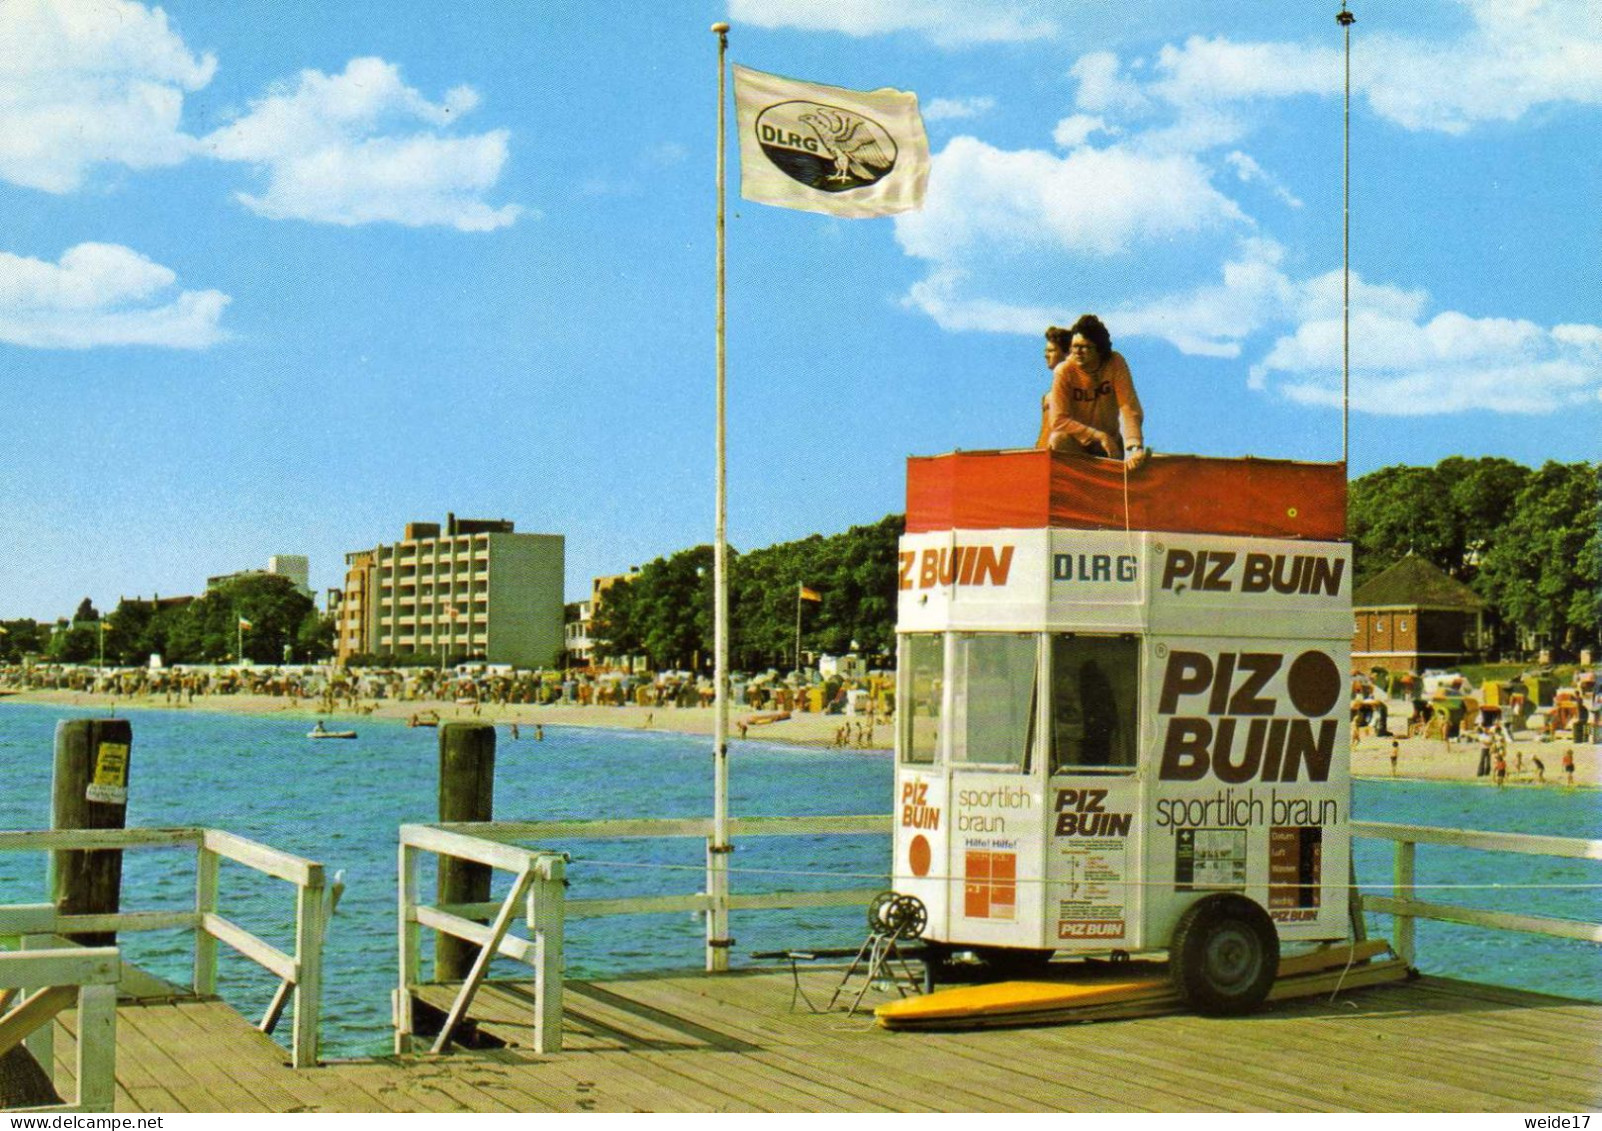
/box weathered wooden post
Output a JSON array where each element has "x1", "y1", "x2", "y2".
[
  {"x1": 436, "y1": 721, "x2": 495, "y2": 980},
  {"x1": 50, "y1": 719, "x2": 133, "y2": 946}
]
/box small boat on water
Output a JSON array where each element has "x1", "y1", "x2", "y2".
[{"x1": 308, "y1": 724, "x2": 357, "y2": 740}]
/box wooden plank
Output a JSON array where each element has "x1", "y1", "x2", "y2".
[
  {"x1": 200, "y1": 913, "x2": 296, "y2": 982},
  {"x1": 450, "y1": 885, "x2": 881, "y2": 922},
  {"x1": 1353, "y1": 820, "x2": 1602, "y2": 860},
  {"x1": 1363, "y1": 894, "x2": 1602, "y2": 943},
  {"x1": 117, "y1": 1002, "x2": 256, "y2": 1111},
  {"x1": 43, "y1": 910, "x2": 197, "y2": 937},
  {"x1": 472, "y1": 981, "x2": 906, "y2": 1112},
  {"x1": 476, "y1": 1045, "x2": 714, "y2": 1114},
  {"x1": 37, "y1": 967, "x2": 1602, "y2": 1114},
  {"x1": 156, "y1": 999, "x2": 329, "y2": 1113},
  {"x1": 74, "y1": 983, "x2": 116, "y2": 1113},
  {"x1": 1149, "y1": 992, "x2": 1579, "y2": 1111},
  {"x1": 0, "y1": 985, "x2": 77, "y2": 1058},
  {"x1": 0, "y1": 828, "x2": 199, "y2": 852},
  {"x1": 432, "y1": 866, "x2": 536, "y2": 1053},
  {"x1": 201, "y1": 829, "x2": 323, "y2": 886},
  {"x1": 400, "y1": 824, "x2": 544, "y2": 874},
  {"x1": 412, "y1": 906, "x2": 535, "y2": 964},
  {"x1": 444, "y1": 813, "x2": 889, "y2": 843},
  {"x1": 0, "y1": 947, "x2": 120, "y2": 990},
  {"x1": 446, "y1": 817, "x2": 714, "y2": 842},
  {"x1": 598, "y1": 974, "x2": 1079, "y2": 1112}
]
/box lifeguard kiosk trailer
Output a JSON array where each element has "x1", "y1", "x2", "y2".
[{"x1": 892, "y1": 449, "x2": 1352, "y2": 1013}]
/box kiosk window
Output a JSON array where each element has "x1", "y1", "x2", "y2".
[
  {"x1": 1050, "y1": 635, "x2": 1138, "y2": 773},
  {"x1": 901, "y1": 633, "x2": 942, "y2": 765},
  {"x1": 951, "y1": 633, "x2": 1037, "y2": 770}
]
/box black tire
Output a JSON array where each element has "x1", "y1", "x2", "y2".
[{"x1": 1168, "y1": 894, "x2": 1279, "y2": 1015}]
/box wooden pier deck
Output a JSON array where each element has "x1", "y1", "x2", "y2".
[{"x1": 43, "y1": 968, "x2": 1602, "y2": 1113}]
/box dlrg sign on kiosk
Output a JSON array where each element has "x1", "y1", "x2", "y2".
[{"x1": 891, "y1": 449, "x2": 1352, "y2": 1015}]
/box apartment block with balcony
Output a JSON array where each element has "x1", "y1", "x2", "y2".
[{"x1": 336, "y1": 515, "x2": 564, "y2": 669}]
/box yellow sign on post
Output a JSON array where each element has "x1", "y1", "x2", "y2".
[{"x1": 86, "y1": 741, "x2": 130, "y2": 804}]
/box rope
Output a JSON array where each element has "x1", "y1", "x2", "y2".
[{"x1": 556, "y1": 854, "x2": 1602, "y2": 892}]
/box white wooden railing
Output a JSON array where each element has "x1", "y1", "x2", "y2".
[
  {"x1": 0, "y1": 943, "x2": 118, "y2": 1112},
  {"x1": 0, "y1": 827, "x2": 330, "y2": 1068},
  {"x1": 396, "y1": 815, "x2": 888, "y2": 1054},
  {"x1": 396, "y1": 824, "x2": 567, "y2": 1055},
  {"x1": 393, "y1": 816, "x2": 1600, "y2": 1057},
  {"x1": 1352, "y1": 820, "x2": 1602, "y2": 965},
  {"x1": 446, "y1": 815, "x2": 891, "y2": 971}
]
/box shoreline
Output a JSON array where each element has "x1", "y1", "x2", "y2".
[
  {"x1": 2, "y1": 689, "x2": 1595, "y2": 788},
  {"x1": 0, "y1": 688, "x2": 890, "y2": 755}
]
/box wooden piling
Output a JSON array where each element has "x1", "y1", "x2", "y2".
[
  {"x1": 435, "y1": 722, "x2": 495, "y2": 981},
  {"x1": 50, "y1": 719, "x2": 133, "y2": 946}
]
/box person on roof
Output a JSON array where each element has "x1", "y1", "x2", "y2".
[{"x1": 1036, "y1": 315, "x2": 1147, "y2": 470}]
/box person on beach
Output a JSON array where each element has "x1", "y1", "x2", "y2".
[
  {"x1": 1562, "y1": 747, "x2": 1575, "y2": 786},
  {"x1": 1493, "y1": 750, "x2": 1507, "y2": 787},
  {"x1": 1533, "y1": 755, "x2": 1546, "y2": 783},
  {"x1": 1390, "y1": 740, "x2": 1399, "y2": 776},
  {"x1": 1036, "y1": 316, "x2": 1148, "y2": 470},
  {"x1": 1476, "y1": 727, "x2": 1493, "y2": 776}
]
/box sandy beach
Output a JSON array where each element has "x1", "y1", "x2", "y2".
[
  {"x1": 0, "y1": 687, "x2": 888, "y2": 754},
  {"x1": 5, "y1": 687, "x2": 1595, "y2": 789}
]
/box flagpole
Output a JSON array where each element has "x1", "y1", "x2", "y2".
[
  {"x1": 795, "y1": 585, "x2": 802, "y2": 672},
  {"x1": 708, "y1": 19, "x2": 732, "y2": 974},
  {"x1": 1339, "y1": 3, "x2": 1355, "y2": 468}
]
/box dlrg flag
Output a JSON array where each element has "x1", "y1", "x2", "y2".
[{"x1": 733, "y1": 65, "x2": 929, "y2": 218}]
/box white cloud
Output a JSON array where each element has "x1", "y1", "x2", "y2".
[
  {"x1": 1223, "y1": 151, "x2": 1302, "y2": 209},
  {"x1": 1251, "y1": 307, "x2": 1602, "y2": 416},
  {"x1": 0, "y1": 243, "x2": 229, "y2": 349},
  {"x1": 924, "y1": 96, "x2": 997, "y2": 122},
  {"x1": 0, "y1": 0, "x2": 215, "y2": 192},
  {"x1": 1051, "y1": 114, "x2": 1111, "y2": 148},
  {"x1": 729, "y1": 0, "x2": 1055, "y2": 46},
  {"x1": 1083, "y1": 6, "x2": 1602, "y2": 138},
  {"x1": 896, "y1": 135, "x2": 1246, "y2": 264},
  {"x1": 204, "y1": 58, "x2": 521, "y2": 231},
  {"x1": 1070, "y1": 53, "x2": 1152, "y2": 116},
  {"x1": 901, "y1": 267, "x2": 1059, "y2": 335},
  {"x1": 1362, "y1": 0, "x2": 1602, "y2": 133}
]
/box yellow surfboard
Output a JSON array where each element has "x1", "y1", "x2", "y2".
[
  {"x1": 875, "y1": 940, "x2": 1398, "y2": 1030},
  {"x1": 876, "y1": 978, "x2": 1169, "y2": 1027}
]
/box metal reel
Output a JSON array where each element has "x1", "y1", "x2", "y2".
[{"x1": 865, "y1": 891, "x2": 928, "y2": 939}]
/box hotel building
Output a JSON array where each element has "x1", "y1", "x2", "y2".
[{"x1": 337, "y1": 515, "x2": 564, "y2": 668}]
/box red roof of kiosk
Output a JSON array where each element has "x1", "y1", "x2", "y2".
[{"x1": 906, "y1": 449, "x2": 1346, "y2": 540}]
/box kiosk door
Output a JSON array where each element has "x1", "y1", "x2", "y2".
[
  {"x1": 1045, "y1": 634, "x2": 1144, "y2": 951},
  {"x1": 944, "y1": 632, "x2": 1047, "y2": 948}
]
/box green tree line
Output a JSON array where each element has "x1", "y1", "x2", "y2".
[
  {"x1": 1, "y1": 574, "x2": 335, "y2": 666},
  {"x1": 1350, "y1": 457, "x2": 1598, "y2": 655},
  {"x1": 593, "y1": 458, "x2": 1597, "y2": 670},
  {"x1": 592, "y1": 514, "x2": 903, "y2": 671}
]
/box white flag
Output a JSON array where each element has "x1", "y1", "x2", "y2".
[{"x1": 733, "y1": 65, "x2": 928, "y2": 219}]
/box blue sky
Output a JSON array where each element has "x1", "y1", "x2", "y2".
[{"x1": 1, "y1": 0, "x2": 1597, "y2": 621}]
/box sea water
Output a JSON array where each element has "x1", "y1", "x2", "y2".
[{"x1": 2, "y1": 702, "x2": 1597, "y2": 1059}]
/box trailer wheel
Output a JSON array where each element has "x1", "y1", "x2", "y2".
[{"x1": 1168, "y1": 894, "x2": 1279, "y2": 1015}]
